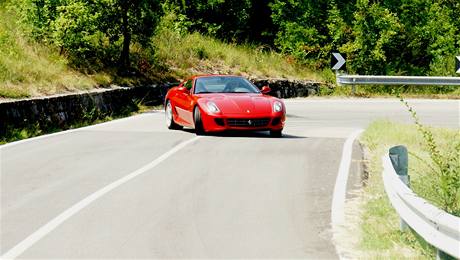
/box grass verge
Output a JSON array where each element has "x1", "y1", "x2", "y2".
[
  {"x1": 319, "y1": 85, "x2": 460, "y2": 99},
  {"x1": 345, "y1": 120, "x2": 459, "y2": 259}
]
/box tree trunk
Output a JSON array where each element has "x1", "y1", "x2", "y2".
[{"x1": 119, "y1": 1, "x2": 131, "y2": 71}]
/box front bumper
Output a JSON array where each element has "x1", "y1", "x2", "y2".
[{"x1": 200, "y1": 110, "x2": 285, "y2": 132}]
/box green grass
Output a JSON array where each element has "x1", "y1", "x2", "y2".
[
  {"x1": 151, "y1": 28, "x2": 321, "y2": 81},
  {"x1": 319, "y1": 85, "x2": 460, "y2": 99},
  {"x1": 350, "y1": 120, "x2": 459, "y2": 259}
]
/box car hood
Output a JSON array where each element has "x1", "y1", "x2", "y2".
[{"x1": 200, "y1": 94, "x2": 273, "y2": 115}]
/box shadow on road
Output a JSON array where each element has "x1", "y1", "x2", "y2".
[{"x1": 177, "y1": 129, "x2": 306, "y2": 139}]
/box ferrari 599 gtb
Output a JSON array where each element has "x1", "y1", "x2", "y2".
[{"x1": 164, "y1": 75, "x2": 286, "y2": 137}]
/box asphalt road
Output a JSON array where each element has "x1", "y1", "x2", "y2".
[{"x1": 1, "y1": 98, "x2": 458, "y2": 259}]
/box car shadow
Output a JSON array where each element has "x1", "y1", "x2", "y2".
[{"x1": 178, "y1": 129, "x2": 306, "y2": 139}]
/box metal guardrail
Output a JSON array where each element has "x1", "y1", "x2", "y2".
[
  {"x1": 337, "y1": 74, "x2": 460, "y2": 86},
  {"x1": 382, "y1": 154, "x2": 460, "y2": 259}
]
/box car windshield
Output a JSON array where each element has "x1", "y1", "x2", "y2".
[{"x1": 194, "y1": 76, "x2": 260, "y2": 94}]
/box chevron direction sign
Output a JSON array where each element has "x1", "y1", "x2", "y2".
[
  {"x1": 331, "y1": 53, "x2": 346, "y2": 71},
  {"x1": 456, "y1": 55, "x2": 460, "y2": 74}
]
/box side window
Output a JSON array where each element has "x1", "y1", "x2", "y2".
[{"x1": 184, "y1": 79, "x2": 193, "y2": 90}]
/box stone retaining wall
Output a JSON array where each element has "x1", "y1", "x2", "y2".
[
  {"x1": 0, "y1": 85, "x2": 164, "y2": 136},
  {"x1": 252, "y1": 79, "x2": 321, "y2": 98}
]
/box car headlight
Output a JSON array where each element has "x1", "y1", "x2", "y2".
[
  {"x1": 206, "y1": 101, "x2": 220, "y2": 114},
  {"x1": 273, "y1": 101, "x2": 283, "y2": 112}
]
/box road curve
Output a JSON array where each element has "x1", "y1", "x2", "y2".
[{"x1": 1, "y1": 98, "x2": 458, "y2": 259}]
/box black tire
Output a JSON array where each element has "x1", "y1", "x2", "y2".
[
  {"x1": 194, "y1": 106, "x2": 206, "y2": 135},
  {"x1": 270, "y1": 129, "x2": 283, "y2": 138},
  {"x1": 165, "y1": 100, "x2": 183, "y2": 130}
]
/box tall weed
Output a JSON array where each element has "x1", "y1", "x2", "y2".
[{"x1": 400, "y1": 96, "x2": 460, "y2": 216}]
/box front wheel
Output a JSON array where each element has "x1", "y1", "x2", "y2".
[
  {"x1": 194, "y1": 106, "x2": 206, "y2": 135},
  {"x1": 270, "y1": 129, "x2": 283, "y2": 138},
  {"x1": 165, "y1": 100, "x2": 183, "y2": 130}
]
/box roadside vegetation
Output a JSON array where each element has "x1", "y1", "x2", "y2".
[
  {"x1": 1, "y1": 0, "x2": 459, "y2": 99},
  {"x1": 350, "y1": 113, "x2": 459, "y2": 258},
  {"x1": 151, "y1": 11, "x2": 319, "y2": 81},
  {"x1": 320, "y1": 85, "x2": 460, "y2": 99}
]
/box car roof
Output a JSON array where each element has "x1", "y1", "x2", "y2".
[{"x1": 192, "y1": 74, "x2": 243, "y2": 80}]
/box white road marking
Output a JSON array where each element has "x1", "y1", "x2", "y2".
[
  {"x1": 331, "y1": 129, "x2": 363, "y2": 225},
  {"x1": 330, "y1": 129, "x2": 363, "y2": 259},
  {"x1": 1, "y1": 136, "x2": 201, "y2": 259}
]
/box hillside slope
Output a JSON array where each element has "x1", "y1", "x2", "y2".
[
  {"x1": 0, "y1": 4, "x2": 321, "y2": 100},
  {"x1": 0, "y1": 6, "x2": 109, "y2": 99}
]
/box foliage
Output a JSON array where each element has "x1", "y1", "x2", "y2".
[
  {"x1": 269, "y1": 0, "x2": 459, "y2": 75},
  {"x1": 163, "y1": 0, "x2": 274, "y2": 44},
  {"x1": 343, "y1": 1, "x2": 402, "y2": 74},
  {"x1": 270, "y1": 0, "x2": 329, "y2": 67},
  {"x1": 399, "y1": 97, "x2": 460, "y2": 215}
]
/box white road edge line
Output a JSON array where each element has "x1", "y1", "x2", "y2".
[
  {"x1": 330, "y1": 129, "x2": 364, "y2": 258},
  {"x1": 1, "y1": 136, "x2": 201, "y2": 260}
]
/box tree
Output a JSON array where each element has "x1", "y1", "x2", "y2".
[
  {"x1": 270, "y1": 0, "x2": 329, "y2": 64},
  {"x1": 19, "y1": 0, "x2": 160, "y2": 71},
  {"x1": 116, "y1": 0, "x2": 160, "y2": 71},
  {"x1": 164, "y1": 0, "x2": 253, "y2": 42},
  {"x1": 342, "y1": 0, "x2": 403, "y2": 74}
]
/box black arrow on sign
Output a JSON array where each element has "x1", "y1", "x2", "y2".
[
  {"x1": 456, "y1": 55, "x2": 460, "y2": 74},
  {"x1": 331, "y1": 52, "x2": 346, "y2": 71}
]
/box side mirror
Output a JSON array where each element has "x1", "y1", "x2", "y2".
[
  {"x1": 177, "y1": 86, "x2": 190, "y2": 94},
  {"x1": 261, "y1": 86, "x2": 271, "y2": 94}
]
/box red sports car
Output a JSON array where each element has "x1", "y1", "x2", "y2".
[{"x1": 164, "y1": 75, "x2": 286, "y2": 137}]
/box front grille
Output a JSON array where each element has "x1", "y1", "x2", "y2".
[{"x1": 227, "y1": 118, "x2": 270, "y2": 127}]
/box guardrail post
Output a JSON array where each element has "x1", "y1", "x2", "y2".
[{"x1": 389, "y1": 145, "x2": 410, "y2": 231}]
